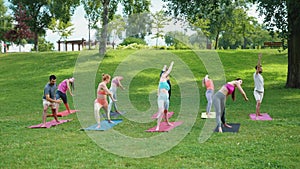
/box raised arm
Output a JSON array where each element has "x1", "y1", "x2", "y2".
[
  {"x1": 164, "y1": 61, "x2": 174, "y2": 76},
  {"x1": 256, "y1": 53, "x2": 262, "y2": 74}
]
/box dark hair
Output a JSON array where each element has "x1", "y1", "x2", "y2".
[
  {"x1": 255, "y1": 65, "x2": 262, "y2": 70},
  {"x1": 232, "y1": 78, "x2": 242, "y2": 101},
  {"x1": 49, "y1": 75, "x2": 56, "y2": 81}
]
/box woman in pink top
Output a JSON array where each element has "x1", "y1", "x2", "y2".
[
  {"x1": 202, "y1": 75, "x2": 214, "y2": 116},
  {"x1": 212, "y1": 78, "x2": 248, "y2": 133},
  {"x1": 55, "y1": 77, "x2": 74, "y2": 114}
]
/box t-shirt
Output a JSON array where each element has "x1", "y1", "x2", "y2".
[
  {"x1": 43, "y1": 83, "x2": 57, "y2": 100},
  {"x1": 254, "y1": 72, "x2": 264, "y2": 92},
  {"x1": 58, "y1": 79, "x2": 68, "y2": 93}
]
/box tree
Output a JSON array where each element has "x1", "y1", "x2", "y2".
[
  {"x1": 151, "y1": 10, "x2": 171, "y2": 47},
  {"x1": 0, "y1": 0, "x2": 12, "y2": 42},
  {"x1": 82, "y1": 0, "x2": 102, "y2": 50},
  {"x1": 95, "y1": 0, "x2": 150, "y2": 55},
  {"x1": 48, "y1": 19, "x2": 74, "y2": 41},
  {"x1": 253, "y1": 0, "x2": 300, "y2": 88},
  {"x1": 4, "y1": 4, "x2": 33, "y2": 52},
  {"x1": 163, "y1": 0, "x2": 247, "y2": 49},
  {"x1": 107, "y1": 14, "x2": 126, "y2": 48},
  {"x1": 8, "y1": 0, "x2": 80, "y2": 51}
]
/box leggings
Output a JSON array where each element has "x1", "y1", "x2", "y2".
[
  {"x1": 108, "y1": 86, "x2": 118, "y2": 112},
  {"x1": 213, "y1": 91, "x2": 226, "y2": 128},
  {"x1": 205, "y1": 89, "x2": 214, "y2": 113},
  {"x1": 157, "y1": 92, "x2": 169, "y2": 111}
]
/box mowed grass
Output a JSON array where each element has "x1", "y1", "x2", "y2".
[{"x1": 0, "y1": 49, "x2": 299, "y2": 168}]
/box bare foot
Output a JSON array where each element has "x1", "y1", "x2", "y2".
[
  {"x1": 56, "y1": 120, "x2": 60, "y2": 123},
  {"x1": 206, "y1": 112, "x2": 210, "y2": 118},
  {"x1": 96, "y1": 124, "x2": 101, "y2": 129},
  {"x1": 167, "y1": 122, "x2": 173, "y2": 126},
  {"x1": 218, "y1": 127, "x2": 223, "y2": 133},
  {"x1": 224, "y1": 123, "x2": 232, "y2": 128},
  {"x1": 155, "y1": 126, "x2": 159, "y2": 131},
  {"x1": 108, "y1": 120, "x2": 115, "y2": 123},
  {"x1": 257, "y1": 113, "x2": 263, "y2": 116},
  {"x1": 41, "y1": 124, "x2": 46, "y2": 128}
]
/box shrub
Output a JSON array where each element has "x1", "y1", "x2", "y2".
[{"x1": 119, "y1": 37, "x2": 147, "y2": 46}]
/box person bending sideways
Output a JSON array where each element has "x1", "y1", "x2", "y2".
[{"x1": 213, "y1": 78, "x2": 248, "y2": 133}]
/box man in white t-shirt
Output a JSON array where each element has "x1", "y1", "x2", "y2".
[{"x1": 254, "y1": 53, "x2": 264, "y2": 117}]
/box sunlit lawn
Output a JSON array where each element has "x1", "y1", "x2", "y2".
[{"x1": 0, "y1": 49, "x2": 299, "y2": 168}]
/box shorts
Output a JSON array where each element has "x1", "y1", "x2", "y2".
[
  {"x1": 95, "y1": 98, "x2": 108, "y2": 107},
  {"x1": 56, "y1": 90, "x2": 67, "y2": 104},
  {"x1": 157, "y1": 92, "x2": 169, "y2": 110},
  {"x1": 254, "y1": 90, "x2": 264, "y2": 102},
  {"x1": 43, "y1": 99, "x2": 56, "y2": 109}
]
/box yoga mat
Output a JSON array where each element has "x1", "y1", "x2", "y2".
[
  {"x1": 201, "y1": 112, "x2": 216, "y2": 119},
  {"x1": 145, "y1": 121, "x2": 183, "y2": 132},
  {"x1": 82, "y1": 119, "x2": 123, "y2": 131},
  {"x1": 28, "y1": 119, "x2": 72, "y2": 128},
  {"x1": 249, "y1": 113, "x2": 272, "y2": 120},
  {"x1": 102, "y1": 111, "x2": 126, "y2": 118},
  {"x1": 47, "y1": 110, "x2": 79, "y2": 117},
  {"x1": 214, "y1": 123, "x2": 240, "y2": 133},
  {"x1": 151, "y1": 112, "x2": 174, "y2": 119}
]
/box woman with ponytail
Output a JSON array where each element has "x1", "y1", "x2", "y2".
[
  {"x1": 94, "y1": 74, "x2": 116, "y2": 128},
  {"x1": 212, "y1": 78, "x2": 248, "y2": 133}
]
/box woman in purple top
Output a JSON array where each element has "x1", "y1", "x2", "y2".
[
  {"x1": 212, "y1": 78, "x2": 248, "y2": 133},
  {"x1": 108, "y1": 76, "x2": 124, "y2": 115},
  {"x1": 56, "y1": 77, "x2": 75, "y2": 114}
]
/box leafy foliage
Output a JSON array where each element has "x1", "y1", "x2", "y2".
[
  {"x1": 48, "y1": 19, "x2": 74, "y2": 41},
  {"x1": 119, "y1": 37, "x2": 146, "y2": 46},
  {"x1": 4, "y1": 4, "x2": 33, "y2": 48}
]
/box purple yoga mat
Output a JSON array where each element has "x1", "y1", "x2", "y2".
[
  {"x1": 151, "y1": 112, "x2": 174, "y2": 119},
  {"x1": 47, "y1": 110, "x2": 79, "y2": 117},
  {"x1": 28, "y1": 119, "x2": 72, "y2": 128},
  {"x1": 249, "y1": 113, "x2": 272, "y2": 120},
  {"x1": 145, "y1": 121, "x2": 183, "y2": 132}
]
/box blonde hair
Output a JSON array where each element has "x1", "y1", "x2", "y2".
[{"x1": 102, "y1": 73, "x2": 111, "y2": 81}]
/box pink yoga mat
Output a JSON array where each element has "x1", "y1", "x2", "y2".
[
  {"x1": 249, "y1": 113, "x2": 272, "y2": 120},
  {"x1": 145, "y1": 121, "x2": 183, "y2": 132},
  {"x1": 28, "y1": 119, "x2": 72, "y2": 128},
  {"x1": 151, "y1": 112, "x2": 174, "y2": 119},
  {"x1": 47, "y1": 110, "x2": 79, "y2": 117}
]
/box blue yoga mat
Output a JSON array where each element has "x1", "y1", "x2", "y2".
[
  {"x1": 83, "y1": 119, "x2": 123, "y2": 131},
  {"x1": 102, "y1": 111, "x2": 126, "y2": 118}
]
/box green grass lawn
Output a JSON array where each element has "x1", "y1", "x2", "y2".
[{"x1": 0, "y1": 49, "x2": 299, "y2": 168}]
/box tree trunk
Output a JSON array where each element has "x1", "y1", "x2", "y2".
[
  {"x1": 34, "y1": 32, "x2": 38, "y2": 51},
  {"x1": 214, "y1": 31, "x2": 220, "y2": 50},
  {"x1": 286, "y1": 1, "x2": 300, "y2": 88},
  {"x1": 88, "y1": 22, "x2": 91, "y2": 50},
  {"x1": 99, "y1": 0, "x2": 110, "y2": 55}
]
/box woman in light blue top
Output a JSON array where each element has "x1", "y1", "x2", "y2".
[{"x1": 156, "y1": 61, "x2": 174, "y2": 131}]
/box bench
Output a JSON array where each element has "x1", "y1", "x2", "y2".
[{"x1": 263, "y1": 42, "x2": 282, "y2": 48}]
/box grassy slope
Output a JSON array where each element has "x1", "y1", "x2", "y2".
[{"x1": 0, "y1": 49, "x2": 299, "y2": 169}]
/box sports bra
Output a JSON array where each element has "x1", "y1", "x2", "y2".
[
  {"x1": 225, "y1": 83, "x2": 235, "y2": 95},
  {"x1": 205, "y1": 79, "x2": 214, "y2": 90},
  {"x1": 159, "y1": 81, "x2": 170, "y2": 91}
]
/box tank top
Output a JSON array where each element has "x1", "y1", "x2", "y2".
[{"x1": 225, "y1": 83, "x2": 235, "y2": 95}]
